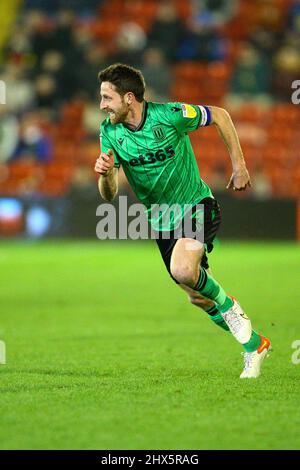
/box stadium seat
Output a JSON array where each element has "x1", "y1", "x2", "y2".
[
  {"x1": 99, "y1": 0, "x2": 125, "y2": 17},
  {"x1": 90, "y1": 19, "x2": 123, "y2": 41},
  {"x1": 77, "y1": 141, "x2": 100, "y2": 164},
  {"x1": 52, "y1": 142, "x2": 79, "y2": 162},
  {"x1": 173, "y1": 62, "x2": 207, "y2": 81},
  {"x1": 173, "y1": 0, "x2": 192, "y2": 20},
  {"x1": 267, "y1": 126, "x2": 294, "y2": 145},
  {"x1": 43, "y1": 162, "x2": 75, "y2": 183},
  {"x1": 61, "y1": 102, "x2": 85, "y2": 124},
  {"x1": 272, "y1": 104, "x2": 300, "y2": 126},
  {"x1": 237, "y1": 105, "x2": 269, "y2": 124},
  {"x1": 170, "y1": 82, "x2": 203, "y2": 102},
  {"x1": 9, "y1": 162, "x2": 42, "y2": 179}
]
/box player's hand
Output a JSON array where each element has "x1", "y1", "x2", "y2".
[
  {"x1": 226, "y1": 167, "x2": 252, "y2": 191},
  {"x1": 94, "y1": 149, "x2": 115, "y2": 176}
]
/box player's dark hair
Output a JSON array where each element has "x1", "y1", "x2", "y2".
[{"x1": 98, "y1": 63, "x2": 145, "y2": 102}]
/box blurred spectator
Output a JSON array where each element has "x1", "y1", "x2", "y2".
[
  {"x1": 24, "y1": 9, "x2": 75, "y2": 63},
  {"x1": 39, "y1": 50, "x2": 66, "y2": 100},
  {"x1": 12, "y1": 112, "x2": 52, "y2": 162},
  {"x1": 178, "y1": 25, "x2": 227, "y2": 61},
  {"x1": 250, "y1": 168, "x2": 272, "y2": 200},
  {"x1": 76, "y1": 44, "x2": 108, "y2": 100},
  {"x1": 191, "y1": 0, "x2": 237, "y2": 27},
  {"x1": 273, "y1": 45, "x2": 300, "y2": 101},
  {"x1": 83, "y1": 101, "x2": 106, "y2": 137},
  {"x1": 249, "y1": 27, "x2": 282, "y2": 59},
  {"x1": 147, "y1": 1, "x2": 185, "y2": 62},
  {"x1": 4, "y1": 24, "x2": 32, "y2": 62},
  {"x1": 0, "y1": 108, "x2": 19, "y2": 162},
  {"x1": 226, "y1": 44, "x2": 273, "y2": 107},
  {"x1": 141, "y1": 48, "x2": 171, "y2": 101},
  {"x1": 1, "y1": 63, "x2": 35, "y2": 113},
  {"x1": 255, "y1": 0, "x2": 285, "y2": 34},
  {"x1": 24, "y1": 11, "x2": 54, "y2": 68},
  {"x1": 179, "y1": 1, "x2": 228, "y2": 62},
  {"x1": 34, "y1": 73, "x2": 59, "y2": 109},
  {"x1": 112, "y1": 22, "x2": 146, "y2": 67},
  {"x1": 58, "y1": 34, "x2": 87, "y2": 100},
  {"x1": 50, "y1": 9, "x2": 75, "y2": 53},
  {"x1": 287, "y1": 0, "x2": 300, "y2": 32},
  {"x1": 71, "y1": 24, "x2": 94, "y2": 51}
]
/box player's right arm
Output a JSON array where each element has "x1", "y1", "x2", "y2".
[{"x1": 95, "y1": 149, "x2": 118, "y2": 201}]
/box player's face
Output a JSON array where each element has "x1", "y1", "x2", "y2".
[{"x1": 100, "y1": 82, "x2": 129, "y2": 124}]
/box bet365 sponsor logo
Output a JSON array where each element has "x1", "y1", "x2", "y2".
[
  {"x1": 291, "y1": 80, "x2": 300, "y2": 105},
  {"x1": 291, "y1": 340, "x2": 300, "y2": 365},
  {"x1": 128, "y1": 145, "x2": 175, "y2": 167},
  {"x1": 0, "y1": 340, "x2": 6, "y2": 364},
  {"x1": 0, "y1": 80, "x2": 6, "y2": 105}
]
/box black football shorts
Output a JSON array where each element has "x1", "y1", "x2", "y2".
[{"x1": 155, "y1": 197, "x2": 221, "y2": 283}]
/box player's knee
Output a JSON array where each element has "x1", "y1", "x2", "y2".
[{"x1": 171, "y1": 264, "x2": 198, "y2": 287}]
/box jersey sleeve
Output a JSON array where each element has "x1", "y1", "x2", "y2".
[
  {"x1": 166, "y1": 102, "x2": 212, "y2": 134},
  {"x1": 100, "y1": 123, "x2": 121, "y2": 168}
]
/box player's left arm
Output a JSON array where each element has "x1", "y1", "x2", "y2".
[{"x1": 209, "y1": 106, "x2": 251, "y2": 191}]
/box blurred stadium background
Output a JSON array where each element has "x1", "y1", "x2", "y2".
[{"x1": 0, "y1": 0, "x2": 299, "y2": 239}]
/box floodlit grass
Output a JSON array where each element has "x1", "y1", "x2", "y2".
[{"x1": 0, "y1": 240, "x2": 299, "y2": 450}]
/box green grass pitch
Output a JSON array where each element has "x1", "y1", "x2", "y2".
[{"x1": 0, "y1": 240, "x2": 299, "y2": 450}]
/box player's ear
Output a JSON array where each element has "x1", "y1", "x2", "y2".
[{"x1": 125, "y1": 92, "x2": 134, "y2": 105}]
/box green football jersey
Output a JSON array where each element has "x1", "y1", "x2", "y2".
[{"x1": 100, "y1": 101, "x2": 214, "y2": 231}]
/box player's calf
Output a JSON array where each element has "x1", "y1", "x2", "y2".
[
  {"x1": 180, "y1": 285, "x2": 230, "y2": 332},
  {"x1": 188, "y1": 293, "x2": 213, "y2": 310},
  {"x1": 170, "y1": 263, "x2": 199, "y2": 287}
]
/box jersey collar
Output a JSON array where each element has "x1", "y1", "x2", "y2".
[{"x1": 123, "y1": 101, "x2": 148, "y2": 132}]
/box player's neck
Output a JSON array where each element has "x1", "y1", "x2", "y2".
[{"x1": 124, "y1": 101, "x2": 145, "y2": 130}]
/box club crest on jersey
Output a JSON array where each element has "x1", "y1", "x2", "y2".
[
  {"x1": 152, "y1": 125, "x2": 166, "y2": 142},
  {"x1": 182, "y1": 104, "x2": 197, "y2": 119}
]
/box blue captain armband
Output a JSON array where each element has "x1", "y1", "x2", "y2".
[{"x1": 198, "y1": 105, "x2": 212, "y2": 126}]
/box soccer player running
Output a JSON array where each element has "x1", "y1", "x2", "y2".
[{"x1": 94, "y1": 63, "x2": 271, "y2": 378}]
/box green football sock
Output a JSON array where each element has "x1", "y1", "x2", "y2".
[
  {"x1": 194, "y1": 268, "x2": 234, "y2": 313},
  {"x1": 205, "y1": 304, "x2": 230, "y2": 332},
  {"x1": 243, "y1": 330, "x2": 261, "y2": 352},
  {"x1": 195, "y1": 270, "x2": 261, "y2": 351}
]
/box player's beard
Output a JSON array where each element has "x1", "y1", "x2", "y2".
[{"x1": 107, "y1": 98, "x2": 129, "y2": 124}]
